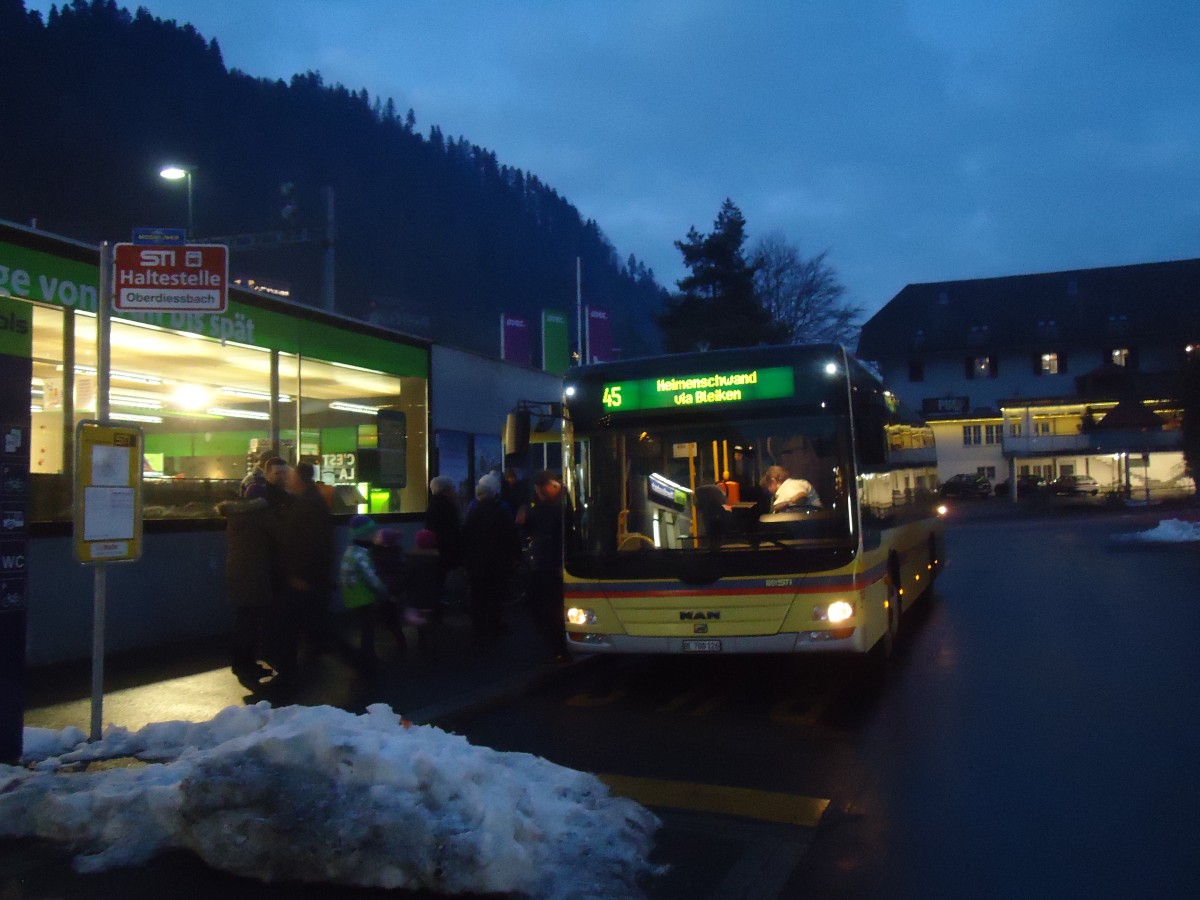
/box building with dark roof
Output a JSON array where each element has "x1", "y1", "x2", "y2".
[{"x1": 857, "y1": 259, "x2": 1200, "y2": 500}]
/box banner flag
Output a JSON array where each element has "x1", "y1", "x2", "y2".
[
  {"x1": 500, "y1": 313, "x2": 532, "y2": 367},
  {"x1": 587, "y1": 306, "x2": 613, "y2": 363},
  {"x1": 542, "y1": 309, "x2": 570, "y2": 374}
]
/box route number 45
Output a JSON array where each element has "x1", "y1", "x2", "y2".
[{"x1": 602, "y1": 385, "x2": 622, "y2": 408}]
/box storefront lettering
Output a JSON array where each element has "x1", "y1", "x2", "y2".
[
  {"x1": 0, "y1": 265, "x2": 101, "y2": 310},
  {"x1": 322, "y1": 452, "x2": 356, "y2": 483}
]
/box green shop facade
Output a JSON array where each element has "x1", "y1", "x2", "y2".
[{"x1": 0, "y1": 220, "x2": 431, "y2": 665}]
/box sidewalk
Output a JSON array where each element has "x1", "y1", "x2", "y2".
[{"x1": 21, "y1": 599, "x2": 593, "y2": 741}]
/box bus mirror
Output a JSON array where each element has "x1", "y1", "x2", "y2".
[{"x1": 505, "y1": 410, "x2": 531, "y2": 455}]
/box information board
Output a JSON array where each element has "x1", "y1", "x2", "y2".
[{"x1": 74, "y1": 421, "x2": 144, "y2": 564}]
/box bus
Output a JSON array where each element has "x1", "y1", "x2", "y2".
[{"x1": 559, "y1": 344, "x2": 943, "y2": 660}]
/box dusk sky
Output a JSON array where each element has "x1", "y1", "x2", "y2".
[{"x1": 28, "y1": 0, "x2": 1200, "y2": 318}]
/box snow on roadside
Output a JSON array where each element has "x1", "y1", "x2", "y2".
[
  {"x1": 1112, "y1": 518, "x2": 1200, "y2": 544},
  {"x1": 1, "y1": 703, "x2": 662, "y2": 898}
]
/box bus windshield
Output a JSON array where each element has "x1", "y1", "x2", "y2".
[{"x1": 565, "y1": 413, "x2": 857, "y2": 581}]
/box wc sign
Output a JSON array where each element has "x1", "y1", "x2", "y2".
[{"x1": 113, "y1": 242, "x2": 228, "y2": 312}]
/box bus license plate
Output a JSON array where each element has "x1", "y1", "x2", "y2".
[{"x1": 682, "y1": 639, "x2": 721, "y2": 652}]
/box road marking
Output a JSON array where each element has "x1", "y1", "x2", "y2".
[
  {"x1": 565, "y1": 673, "x2": 633, "y2": 706},
  {"x1": 655, "y1": 686, "x2": 709, "y2": 713},
  {"x1": 598, "y1": 773, "x2": 830, "y2": 828},
  {"x1": 689, "y1": 687, "x2": 735, "y2": 717},
  {"x1": 768, "y1": 683, "x2": 842, "y2": 726}
]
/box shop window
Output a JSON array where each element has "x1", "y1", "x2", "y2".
[
  {"x1": 27, "y1": 303, "x2": 428, "y2": 522},
  {"x1": 296, "y1": 357, "x2": 427, "y2": 515}
]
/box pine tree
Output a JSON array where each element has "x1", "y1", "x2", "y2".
[{"x1": 656, "y1": 199, "x2": 786, "y2": 352}]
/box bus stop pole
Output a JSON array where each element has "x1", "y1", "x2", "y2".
[{"x1": 90, "y1": 242, "x2": 112, "y2": 742}]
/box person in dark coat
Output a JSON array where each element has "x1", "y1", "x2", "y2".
[
  {"x1": 424, "y1": 475, "x2": 463, "y2": 600},
  {"x1": 277, "y1": 461, "x2": 336, "y2": 684},
  {"x1": 461, "y1": 474, "x2": 522, "y2": 639},
  {"x1": 216, "y1": 480, "x2": 286, "y2": 689},
  {"x1": 402, "y1": 529, "x2": 443, "y2": 623},
  {"x1": 369, "y1": 527, "x2": 410, "y2": 651},
  {"x1": 521, "y1": 471, "x2": 569, "y2": 661}
]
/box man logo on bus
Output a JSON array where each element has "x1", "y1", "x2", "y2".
[{"x1": 679, "y1": 611, "x2": 720, "y2": 621}]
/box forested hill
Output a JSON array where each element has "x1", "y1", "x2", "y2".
[{"x1": 0, "y1": 0, "x2": 666, "y2": 358}]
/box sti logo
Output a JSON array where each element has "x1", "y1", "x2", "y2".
[{"x1": 140, "y1": 248, "x2": 177, "y2": 267}]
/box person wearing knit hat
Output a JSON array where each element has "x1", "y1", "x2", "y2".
[{"x1": 348, "y1": 514, "x2": 377, "y2": 542}]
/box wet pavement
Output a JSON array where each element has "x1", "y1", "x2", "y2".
[{"x1": 20, "y1": 598, "x2": 591, "y2": 741}]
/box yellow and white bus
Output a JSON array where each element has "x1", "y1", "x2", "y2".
[{"x1": 561, "y1": 344, "x2": 943, "y2": 660}]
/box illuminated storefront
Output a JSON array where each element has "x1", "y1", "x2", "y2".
[{"x1": 2, "y1": 222, "x2": 429, "y2": 524}]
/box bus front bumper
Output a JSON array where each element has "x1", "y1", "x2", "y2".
[{"x1": 565, "y1": 628, "x2": 860, "y2": 654}]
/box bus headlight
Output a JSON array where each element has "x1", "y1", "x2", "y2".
[
  {"x1": 813, "y1": 600, "x2": 855, "y2": 623},
  {"x1": 566, "y1": 607, "x2": 597, "y2": 626}
]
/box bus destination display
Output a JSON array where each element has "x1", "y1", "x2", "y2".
[{"x1": 601, "y1": 366, "x2": 795, "y2": 413}]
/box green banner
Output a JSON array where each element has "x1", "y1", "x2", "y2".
[
  {"x1": 0, "y1": 295, "x2": 33, "y2": 358},
  {"x1": 0, "y1": 239, "x2": 427, "y2": 378},
  {"x1": 542, "y1": 309, "x2": 570, "y2": 375},
  {"x1": 602, "y1": 366, "x2": 795, "y2": 413}
]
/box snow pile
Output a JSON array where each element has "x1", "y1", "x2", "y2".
[
  {"x1": 1, "y1": 703, "x2": 662, "y2": 898},
  {"x1": 1113, "y1": 518, "x2": 1200, "y2": 544}
]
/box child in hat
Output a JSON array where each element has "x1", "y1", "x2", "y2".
[{"x1": 338, "y1": 515, "x2": 390, "y2": 669}]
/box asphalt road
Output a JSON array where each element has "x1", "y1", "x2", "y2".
[
  {"x1": 454, "y1": 508, "x2": 1200, "y2": 899},
  {"x1": 4, "y1": 505, "x2": 1198, "y2": 898}
]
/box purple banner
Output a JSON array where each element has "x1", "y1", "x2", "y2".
[
  {"x1": 500, "y1": 313, "x2": 532, "y2": 367},
  {"x1": 587, "y1": 306, "x2": 613, "y2": 363}
]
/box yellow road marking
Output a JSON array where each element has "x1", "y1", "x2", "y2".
[
  {"x1": 598, "y1": 773, "x2": 830, "y2": 828},
  {"x1": 565, "y1": 685, "x2": 629, "y2": 706},
  {"x1": 689, "y1": 687, "x2": 735, "y2": 717},
  {"x1": 768, "y1": 683, "x2": 841, "y2": 726},
  {"x1": 655, "y1": 687, "x2": 708, "y2": 713}
]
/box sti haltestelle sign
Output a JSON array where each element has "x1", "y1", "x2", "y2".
[{"x1": 113, "y1": 243, "x2": 228, "y2": 312}]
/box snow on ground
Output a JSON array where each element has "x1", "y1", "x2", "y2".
[
  {"x1": 1, "y1": 703, "x2": 662, "y2": 898},
  {"x1": 1112, "y1": 518, "x2": 1200, "y2": 544}
]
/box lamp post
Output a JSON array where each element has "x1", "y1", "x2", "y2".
[{"x1": 159, "y1": 164, "x2": 195, "y2": 238}]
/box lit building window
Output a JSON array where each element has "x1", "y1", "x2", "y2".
[
  {"x1": 1041, "y1": 352, "x2": 1059, "y2": 374},
  {"x1": 1111, "y1": 348, "x2": 1130, "y2": 367}
]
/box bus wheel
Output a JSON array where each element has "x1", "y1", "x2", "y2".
[
  {"x1": 861, "y1": 567, "x2": 901, "y2": 685},
  {"x1": 881, "y1": 558, "x2": 901, "y2": 659}
]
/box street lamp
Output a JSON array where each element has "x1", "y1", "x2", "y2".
[{"x1": 159, "y1": 164, "x2": 195, "y2": 238}]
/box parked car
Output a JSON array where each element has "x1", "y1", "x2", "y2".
[
  {"x1": 994, "y1": 474, "x2": 1047, "y2": 497},
  {"x1": 939, "y1": 473, "x2": 992, "y2": 498},
  {"x1": 1049, "y1": 474, "x2": 1100, "y2": 496}
]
